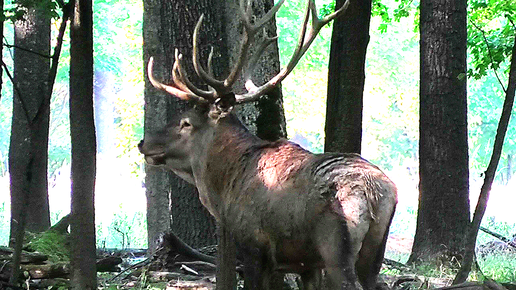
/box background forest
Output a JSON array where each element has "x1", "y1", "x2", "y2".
[{"x1": 0, "y1": 0, "x2": 515, "y2": 285}]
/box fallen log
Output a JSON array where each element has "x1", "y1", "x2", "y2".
[
  {"x1": 0, "y1": 246, "x2": 48, "y2": 264},
  {"x1": 166, "y1": 279, "x2": 214, "y2": 290},
  {"x1": 96, "y1": 248, "x2": 147, "y2": 258},
  {"x1": 179, "y1": 261, "x2": 216, "y2": 272},
  {"x1": 21, "y1": 262, "x2": 70, "y2": 279},
  {"x1": 96, "y1": 256, "x2": 123, "y2": 272}
]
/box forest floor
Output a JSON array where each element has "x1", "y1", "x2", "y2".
[
  {"x1": 1, "y1": 230, "x2": 515, "y2": 289},
  {"x1": 94, "y1": 231, "x2": 514, "y2": 290}
]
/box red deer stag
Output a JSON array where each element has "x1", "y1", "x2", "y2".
[{"x1": 139, "y1": 0, "x2": 397, "y2": 289}]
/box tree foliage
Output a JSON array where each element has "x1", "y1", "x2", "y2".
[
  {"x1": 468, "y1": 0, "x2": 515, "y2": 80},
  {"x1": 468, "y1": 0, "x2": 516, "y2": 183},
  {"x1": 0, "y1": 0, "x2": 514, "y2": 250},
  {"x1": 2, "y1": 0, "x2": 60, "y2": 21}
]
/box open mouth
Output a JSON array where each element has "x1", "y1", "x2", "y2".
[{"x1": 144, "y1": 153, "x2": 166, "y2": 165}]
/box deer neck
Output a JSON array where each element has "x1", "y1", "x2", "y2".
[{"x1": 190, "y1": 114, "x2": 264, "y2": 221}]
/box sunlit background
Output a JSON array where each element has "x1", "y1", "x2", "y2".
[{"x1": 0, "y1": 0, "x2": 514, "y2": 274}]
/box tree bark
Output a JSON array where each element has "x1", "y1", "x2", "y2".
[
  {"x1": 409, "y1": 0, "x2": 469, "y2": 266},
  {"x1": 324, "y1": 0, "x2": 372, "y2": 154},
  {"x1": 69, "y1": 0, "x2": 97, "y2": 288},
  {"x1": 9, "y1": 6, "x2": 51, "y2": 241}
]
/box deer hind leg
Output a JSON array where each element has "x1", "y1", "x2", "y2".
[
  {"x1": 314, "y1": 215, "x2": 362, "y2": 290},
  {"x1": 355, "y1": 206, "x2": 396, "y2": 290}
]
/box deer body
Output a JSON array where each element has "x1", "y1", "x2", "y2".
[
  {"x1": 139, "y1": 1, "x2": 397, "y2": 288},
  {"x1": 140, "y1": 107, "x2": 397, "y2": 289}
]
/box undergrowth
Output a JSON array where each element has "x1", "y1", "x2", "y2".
[{"x1": 26, "y1": 230, "x2": 70, "y2": 262}]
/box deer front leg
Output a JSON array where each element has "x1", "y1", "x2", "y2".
[
  {"x1": 216, "y1": 223, "x2": 237, "y2": 290},
  {"x1": 242, "y1": 253, "x2": 270, "y2": 290}
]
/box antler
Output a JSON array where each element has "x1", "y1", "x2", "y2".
[
  {"x1": 237, "y1": 0, "x2": 350, "y2": 103},
  {"x1": 147, "y1": 0, "x2": 350, "y2": 105}
]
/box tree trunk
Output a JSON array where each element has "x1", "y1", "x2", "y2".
[
  {"x1": 324, "y1": 0, "x2": 372, "y2": 154},
  {"x1": 409, "y1": 0, "x2": 469, "y2": 267},
  {"x1": 143, "y1": 0, "x2": 226, "y2": 251},
  {"x1": 453, "y1": 33, "x2": 516, "y2": 284},
  {"x1": 69, "y1": 0, "x2": 97, "y2": 288},
  {"x1": 9, "y1": 6, "x2": 51, "y2": 242}
]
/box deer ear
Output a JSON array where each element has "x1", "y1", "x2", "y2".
[{"x1": 208, "y1": 105, "x2": 233, "y2": 120}]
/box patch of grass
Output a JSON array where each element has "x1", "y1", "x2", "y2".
[{"x1": 477, "y1": 252, "x2": 516, "y2": 283}]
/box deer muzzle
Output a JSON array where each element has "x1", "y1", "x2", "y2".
[{"x1": 138, "y1": 140, "x2": 167, "y2": 165}]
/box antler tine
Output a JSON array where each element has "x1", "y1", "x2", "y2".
[
  {"x1": 235, "y1": 0, "x2": 350, "y2": 104},
  {"x1": 252, "y1": 0, "x2": 286, "y2": 32},
  {"x1": 192, "y1": 14, "x2": 226, "y2": 94},
  {"x1": 224, "y1": 0, "x2": 287, "y2": 89},
  {"x1": 207, "y1": 46, "x2": 215, "y2": 92},
  {"x1": 320, "y1": 0, "x2": 350, "y2": 26},
  {"x1": 223, "y1": 0, "x2": 257, "y2": 89},
  {"x1": 148, "y1": 56, "x2": 206, "y2": 102},
  {"x1": 173, "y1": 49, "x2": 216, "y2": 100},
  {"x1": 244, "y1": 29, "x2": 278, "y2": 92},
  {"x1": 171, "y1": 51, "x2": 194, "y2": 94},
  {"x1": 279, "y1": 0, "x2": 312, "y2": 77}
]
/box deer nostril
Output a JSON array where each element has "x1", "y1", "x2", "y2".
[{"x1": 138, "y1": 140, "x2": 144, "y2": 149}]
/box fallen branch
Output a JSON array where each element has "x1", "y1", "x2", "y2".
[
  {"x1": 107, "y1": 256, "x2": 154, "y2": 283},
  {"x1": 179, "y1": 261, "x2": 217, "y2": 271},
  {"x1": 479, "y1": 227, "x2": 516, "y2": 248},
  {"x1": 48, "y1": 214, "x2": 72, "y2": 234},
  {"x1": 159, "y1": 232, "x2": 216, "y2": 265}
]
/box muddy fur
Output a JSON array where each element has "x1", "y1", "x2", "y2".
[{"x1": 139, "y1": 106, "x2": 398, "y2": 290}]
